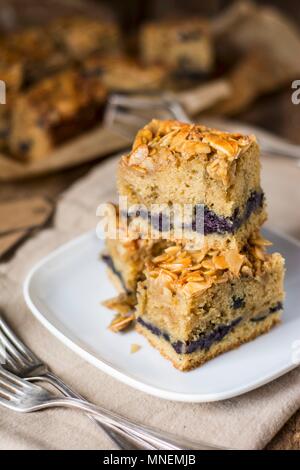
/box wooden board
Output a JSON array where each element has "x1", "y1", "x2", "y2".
[{"x1": 0, "y1": 127, "x2": 130, "y2": 182}]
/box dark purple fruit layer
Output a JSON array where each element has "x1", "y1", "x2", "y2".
[
  {"x1": 172, "y1": 317, "x2": 242, "y2": 354},
  {"x1": 101, "y1": 254, "x2": 131, "y2": 293},
  {"x1": 124, "y1": 190, "x2": 264, "y2": 236},
  {"x1": 137, "y1": 302, "x2": 282, "y2": 355},
  {"x1": 250, "y1": 302, "x2": 283, "y2": 322}
]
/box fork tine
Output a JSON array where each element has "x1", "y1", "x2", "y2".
[
  {"x1": 0, "y1": 329, "x2": 29, "y2": 367},
  {"x1": 0, "y1": 376, "x2": 22, "y2": 396},
  {"x1": 0, "y1": 314, "x2": 39, "y2": 363},
  {"x1": 0, "y1": 366, "x2": 31, "y2": 390},
  {"x1": 0, "y1": 368, "x2": 24, "y2": 400},
  {"x1": 0, "y1": 385, "x2": 16, "y2": 401}
]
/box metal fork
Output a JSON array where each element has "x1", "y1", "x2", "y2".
[
  {"x1": 0, "y1": 313, "x2": 224, "y2": 450},
  {"x1": 0, "y1": 312, "x2": 152, "y2": 450},
  {"x1": 104, "y1": 94, "x2": 300, "y2": 164},
  {"x1": 0, "y1": 366, "x2": 222, "y2": 450}
]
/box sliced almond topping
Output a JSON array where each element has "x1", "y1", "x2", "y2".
[
  {"x1": 157, "y1": 268, "x2": 178, "y2": 282},
  {"x1": 152, "y1": 253, "x2": 171, "y2": 263},
  {"x1": 183, "y1": 280, "x2": 212, "y2": 296},
  {"x1": 241, "y1": 265, "x2": 253, "y2": 276},
  {"x1": 130, "y1": 343, "x2": 141, "y2": 353},
  {"x1": 252, "y1": 235, "x2": 272, "y2": 247},
  {"x1": 173, "y1": 140, "x2": 211, "y2": 156},
  {"x1": 202, "y1": 134, "x2": 240, "y2": 158},
  {"x1": 185, "y1": 273, "x2": 205, "y2": 282},
  {"x1": 141, "y1": 157, "x2": 155, "y2": 171},
  {"x1": 109, "y1": 313, "x2": 135, "y2": 333},
  {"x1": 102, "y1": 293, "x2": 136, "y2": 315},
  {"x1": 252, "y1": 246, "x2": 266, "y2": 261},
  {"x1": 160, "y1": 262, "x2": 186, "y2": 273},
  {"x1": 129, "y1": 164, "x2": 147, "y2": 174},
  {"x1": 165, "y1": 245, "x2": 181, "y2": 255},
  {"x1": 201, "y1": 259, "x2": 215, "y2": 270},
  {"x1": 213, "y1": 255, "x2": 228, "y2": 270},
  {"x1": 187, "y1": 263, "x2": 206, "y2": 272},
  {"x1": 128, "y1": 144, "x2": 149, "y2": 166}
]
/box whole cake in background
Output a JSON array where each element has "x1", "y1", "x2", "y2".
[{"x1": 102, "y1": 119, "x2": 285, "y2": 371}]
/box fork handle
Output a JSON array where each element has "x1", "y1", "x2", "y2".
[
  {"x1": 29, "y1": 394, "x2": 221, "y2": 450},
  {"x1": 36, "y1": 371, "x2": 155, "y2": 450}
]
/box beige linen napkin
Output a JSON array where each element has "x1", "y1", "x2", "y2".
[{"x1": 0, "y1": 153, "x2": 300, "y2": 450}]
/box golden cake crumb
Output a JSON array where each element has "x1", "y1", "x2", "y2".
[{"x1": 130, "y1": 344, "x2": 141, "y2": 354}]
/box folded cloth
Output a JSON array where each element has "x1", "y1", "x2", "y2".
[{"x1": 0, "y1": 154, "x2": 299, "y2": 450}]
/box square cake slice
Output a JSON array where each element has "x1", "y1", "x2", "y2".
[
  {"x1": 140, "y1": 18, "x2": 214, "y2": 77},
  {"x1": 9, "y1": 69, "x2": 107, "y2": 161},
  {"x1": 83, "y1": 55, "x2": 167, "y2": 93},
  {"x1": 118, "y1": 119, "x2": 266, "y2": 251},
  {"x1": 136, "y1": 234, "x2": 285, "y2": 371}
]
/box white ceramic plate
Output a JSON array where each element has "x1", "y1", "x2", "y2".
[{"x1": 24, "y1": 228, "x2": 300, "y2": 403}]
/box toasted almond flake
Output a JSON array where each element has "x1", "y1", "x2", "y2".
[
  {"x1": 159, "y1": 268, "x2": 178, "y2": 281},
  {"x1": 160, "y1": 263, "x2": 185, "y2": 273},
  {"x1": 241, "y1": 265, "x2": 253, "y2": 276},
  {"x1": 201, "y1": 259, "x2": 215, "y2": 270},
  {"x1": 141, "y1": 157, "x2": 155, "y2": 171},
  {"x1": 130, "y1": 343, "x2": 141, "y2": 353},
  {"x1": 102, "y1": 293, "x2": 136, "y2": 315},
  {"x1": 165, "y1": 245, "x2": 181, "y2": 254},
  {"x1": 125, "y1": 120, "x2": 253, "y2": 174},
  {"x1": 129, "y1": 164, "x2": 147, "y2": 174},
  {"x1": 224, "y1": 250, "x2": 245, "y2": 276},
  {"x1": 187, "y1": 263, "x2": 205, "y2": 271},
  {"x1": 252, "y1": 235, "x2": 272, "y2": 247},
  {"x1": 173, "y1": 140, "x2": 211, "y2": 155},
  {"x1": 185, "y1": 273, "x2": 205, "y2": 282},
  {"x1": 148, "y1": 270, "x2": 159, "y2": 278},
  {"x1": 109, "y1": 313, "x2": 135, "y2": 333},
  {"x1": 152, "y1": 253, "x2": 171, "y2": 263},
  {"x1": 183, "y1": 280, "x2": 212, "y2": 295},
  {"x1": 146, "y1": 231, "x2": 271, "y2": 293}
]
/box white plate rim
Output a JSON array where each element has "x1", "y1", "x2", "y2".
[{"x1": 23, "y1": 227, "x2": 299, "y2": 403}]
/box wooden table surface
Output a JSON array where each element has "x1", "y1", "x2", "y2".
[{"x1": 0, "y1": 87, "x2": 299, "y2": 449}]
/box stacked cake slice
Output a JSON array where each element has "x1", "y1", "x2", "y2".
[{"x1": 103, "y1": 119, "x2": 285, "y2": 371}]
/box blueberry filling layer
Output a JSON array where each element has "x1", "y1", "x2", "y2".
[
  {"x1": 101, "y1": 254, "x2": 131, "y2": 293},
  {"x1": 137, "y1": 302, "x2": 282, "y2": 355},
  {"x1": 123, "y1": 190, "x2": 264, "y2": 236},
  {"x1": 250, "y1": 302, "x2": 283, "y2": 322}
]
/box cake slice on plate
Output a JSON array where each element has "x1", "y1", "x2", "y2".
[
  {"x1": 117, "y1": 119, "x2": 266, "y2": 251},
  {"x1": 136, "y1": 234, "x2": 285, "y2": 371}
]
